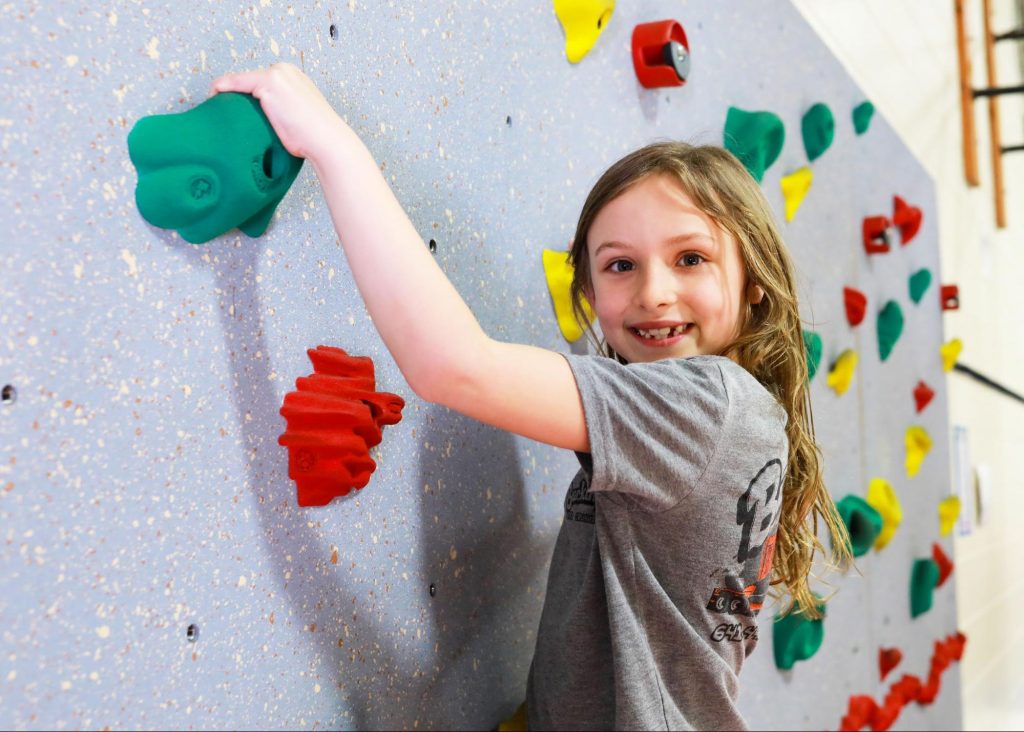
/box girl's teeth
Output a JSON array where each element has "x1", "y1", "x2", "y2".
[{"x1": 634, "y1": 325, "x2": 686, "y2": 339}]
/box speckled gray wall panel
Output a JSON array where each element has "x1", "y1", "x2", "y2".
[{"x1": 0, "y1": 1, "x2": 961, "y2": 729}]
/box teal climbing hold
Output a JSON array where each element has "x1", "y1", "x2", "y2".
[
  {"x1": 804, "y1": 330, "x2": 823, "y2": 381},
  {"x1": 128, "y1": 92, "x2": 304, "y2": 244},
  {"x1": 801, "y1": 103, "x2": 835, "y2": 162},
  {"x1": 910, "y1": 558, "x2": 940, "y2": 618},
  {"x1": 724, "y1": 107, "x2": 785, "y2": 183},
  {"x1": 877, "y1": 301, "x2": 904, "y2": 362},
  {"x1": 835, "y1": 494, "x2": 883, "y2": 557},
  {"x1": 909, "y1": 269, "x2": 933, "y2": 304},
  {"x1": 853, "y1": 101, "x2": 875, "y2": 135},
  {"x1": 773, "y1": 598, "x2": 826, "y2": 670}
]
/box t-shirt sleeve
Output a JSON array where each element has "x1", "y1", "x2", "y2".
[{"x1": 563, "y1": 354, "x2": 730, "y2": 510}]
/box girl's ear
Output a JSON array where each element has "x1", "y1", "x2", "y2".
[{"x1": 747, "y1": 282, "x2": 765, "y2": 305}]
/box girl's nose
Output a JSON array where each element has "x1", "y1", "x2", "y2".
[{"x1": 635, "y1": 262, "x2": 676, "y2": 310}]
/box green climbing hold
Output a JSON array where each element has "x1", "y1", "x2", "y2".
[
  {"x1": 853, "y1": 101, "x2": 875, "y2": 135},
  {"x1": 773, "y1": 598, "x2": 826, "y2": 670},
  {"x1": 801, "y1": 103, "x2": 835, "y2": 162},
  {"x1": 804, "y1": 330, "x2": 823, "y2": 381},
  {"x1": 128, "y1": 92, "x2": 304, "y2": 244},
  {"x1": 724, "y1": 107, "x2": 785, "y2": 183},
  {"x1": 910, "y1": 558, "x2": 940, "y2": 618},
  {"x1": 877, "y1": 301, "x2": 904, "y2": 362},
  {"x1": 835, "y1": 495, "x2": 883, "y2": 557},
  {"x1": 909, "y1": 269, "x2": 933, "y2": 304}
]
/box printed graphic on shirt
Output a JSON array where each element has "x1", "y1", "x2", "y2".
[
  {"x1": 705, "y1": 459, "x2": 783, "y2": 619},
  {"x1": 564, "y1": 471, "x2": 595, "y2": 525}
]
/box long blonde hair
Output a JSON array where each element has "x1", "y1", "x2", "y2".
[{"x1": 568, "y1": 141, "x2": 850, "y2": 618}]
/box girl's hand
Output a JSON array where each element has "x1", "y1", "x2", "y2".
[{"x1": 210, "y1": 63, "x2": 351, "y2": 162}]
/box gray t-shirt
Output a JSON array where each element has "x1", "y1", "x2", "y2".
[{"x1": 526, "y1": 354, "x2": 788, "y2": 731}]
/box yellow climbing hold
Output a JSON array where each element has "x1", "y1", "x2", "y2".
[
  {"x1": 780, "y1": 167, "x2": 813, "y2": 222},
  {"x1": 826, "y1": 349, "x2": 857, "y2": 395},
  {"x1": 938, "y1": 496, "x2": 961, "y2": 536},
  {"x1": 542, "y1": 248, "x2": 594, "y2": 342},
  {"x1": 940, "y1": 338, "x2": 963, "y2": 372},
  {"x1": 866, "y1": 478, "x2": 902, "y2": 551},
  {"x1": 553, "y1": 0, "x2": 615, "y2": 63},
  {"x1": 905, "y1": 426, "x2": 933, "y2": 478}
]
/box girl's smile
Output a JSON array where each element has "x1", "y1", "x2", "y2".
[{"x1": 628, "y1": 321, "x2": 693, "y2": 346}]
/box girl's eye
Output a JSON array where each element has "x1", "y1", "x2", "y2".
[
  {"x1": 608, "y1": 260, "x2": 634, "y2": 273},
  {"x1": 680, "y1": 253, "x2": 704, "y2": 267}
]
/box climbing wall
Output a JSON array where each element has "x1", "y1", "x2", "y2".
[{"x1": 0, "y1": 0, "x2": 961, "y2": 729}]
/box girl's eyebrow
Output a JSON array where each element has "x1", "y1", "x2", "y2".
[{"x1": 665, "y1": 232, "x2": 716, "y2": 249}]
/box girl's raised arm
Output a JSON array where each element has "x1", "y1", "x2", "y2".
[{"x1": 211, "y1": 64, "x2": 589, "y2": 453}]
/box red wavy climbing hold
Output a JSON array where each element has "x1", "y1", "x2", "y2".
[
  {"x1": 278, "y1": 345, "x2": 404, "y2": 507},
  {"x1": 844, "y1": 287, "x2": 867, "y2": 327},
  {"x1": 893, "y1": 195, "x2": 922, "y2": 244},
  {"x1": 837, "y1": 632, "x2": 966, "y2": 731},
  {"x1": 914, "y1": 380, "x2": 935, "y2": 413},
  {"x1": 879, "y1": 647, "x2": 903, "y2": 681},
  {"x1": 862, "y1": 215, "x2": 891, "y2": 255},
  {"x1": 932, "y1": 543, "x2": 954, "y2": 587}
]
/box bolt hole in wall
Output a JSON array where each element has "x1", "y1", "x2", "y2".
[
  {"x1": 428, "y1": 238, "x2": 437, "y2": 253},
  {"x1": 329, "y1": 24, "x2": 337, "y2": 41},
  {"x1": 186, "y1": 624, "x2": 199, "y2": 643},
  {"x1": 1, "y1": 384, "x2": 15, "y2": 405},
  {"x1": 429, "y1": 583, "x2": 436, "y2": 597}
]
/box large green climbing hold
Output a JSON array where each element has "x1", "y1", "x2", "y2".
[
  {"x1": 910, "y1": 558, "x2": 940, "y2": 618},
  {"x1": 724, "y1": 107, "x2": 785, "y2": 183},
  {"x1": 801, "y1": 103, "x2": 835, "y2": 162},
  {"x1": 803, "y1": 330, "x2": 823, "y2": 382},
  {"x1": 877, "y1": 301, "x2": 904, "y2": 361},
  {"x1": 128, "y1": 92, "x2": 304, "y2": 244},
  {"x1": 773, "y1": 598, "x2": 826, "y2": 670},
  {"x1": 909, "y1": 268, "x2": 933, "y2": 304},
  {"x1": 835, "y1": 494, "x2": 883, "y2": 557},
  {"x1": 853, "y1": 101, "x2": 875, "y2": 135}
]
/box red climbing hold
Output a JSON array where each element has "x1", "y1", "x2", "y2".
[
  {"x1": 278, "y1": 345, "x2": 404, "y2": 507},
  {"x1": 932, "y1": 543, "x2": 954, "y2": 587},
  {"x1": 914, "y1": 380, "x2": 935, "y2": 413},
  {"x1": 941, "y1": 284, "x2": 960, "y2": 311},
  {"x1": 893, "y1": 195, "x2": 922, "y2": 244},
  {"x1": 844, "y1": 286, "x2": 867, "y2": 327},
  {"x1": 879, "y1": 647, "x2": 903, "y2": 681},
  {"x1": 862, "y1": 215, "x2": 892, "y2": 255},
  {"x1": 631, "y1": 20, "x2": 690, "y2": 88}
]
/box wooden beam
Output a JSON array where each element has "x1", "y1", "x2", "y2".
[
  {"x1": 982, "y1": 0, "x2": 1007, "y2": 228},
  {"x1": 955, "y1": 0, "x2": 980, "y2": 186}
]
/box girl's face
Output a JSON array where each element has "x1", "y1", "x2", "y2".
[{"x1": 585, "y1": 173, "x2": 751, "y2": 363}]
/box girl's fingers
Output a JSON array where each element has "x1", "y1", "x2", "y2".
[{"x1": 210, "y1": 70, "x2": 267, "y2": 96}]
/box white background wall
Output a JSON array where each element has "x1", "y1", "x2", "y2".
[{"x1": 791, "y1": 1, "x2": 1024, "y2": 729}]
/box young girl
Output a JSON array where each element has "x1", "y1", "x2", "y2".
[{"x1": 211, "y1": 64, "x2": 848, "y2": 731}]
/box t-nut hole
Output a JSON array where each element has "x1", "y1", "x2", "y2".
[
  {"x1": 2, "y1": 385, "x2": 16, "y2": 405},
  {"x1": 428, "y1": 239, "x2": 437, "y2": 253},
  {"x1": 186, "y1": 624, "x2": 199, "y2": 643}
]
